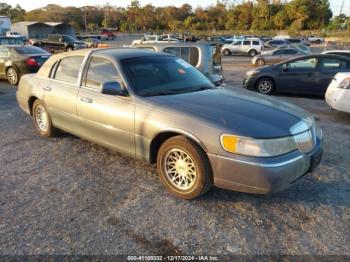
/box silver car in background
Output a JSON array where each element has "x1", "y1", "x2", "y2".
[
  {"x1": 252, "y1": 48, "x2": 306, "y2": 66},
  {"x1": 16, "y1": 49, "x2": 323, "y2": 199},
  {"x1": 134, "y1": 43, "x2": 224, "y2": 85}
]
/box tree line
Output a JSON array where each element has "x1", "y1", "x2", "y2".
[{"x1": 0, "y1": 0, "x2": 349, "y2": 33}]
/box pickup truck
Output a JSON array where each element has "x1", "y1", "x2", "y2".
[{"x1": 30, "y1": 34, "x2": 86, "y2": 53}]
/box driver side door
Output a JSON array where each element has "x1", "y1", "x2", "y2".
[
  {"x1": 277, "y1": 57, "x2": 319, "y2": 94},
  {"x1": 77, "y1": 56, "x2": 135, "y2": 157}
]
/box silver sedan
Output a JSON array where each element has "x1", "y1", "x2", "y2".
[{"x1": 16, "y1": 49, "x2": 323, "y2": 199}]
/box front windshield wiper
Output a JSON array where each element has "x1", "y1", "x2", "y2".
[{"x1": 141, "y1": 86, "x2": 214, "y2": 97}]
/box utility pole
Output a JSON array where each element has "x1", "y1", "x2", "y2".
[{"x1": 339, "y1": 0, "x2": 345, "y2": 16}]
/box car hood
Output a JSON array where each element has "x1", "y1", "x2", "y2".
[{"x1": 142, "y1": 88, "x2": 311, "y2": 138}]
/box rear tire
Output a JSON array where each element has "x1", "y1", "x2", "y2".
[
  {"x1": 256, "y1": 78, "x2": 274, "y2": 95},
  {"x1": 249, "y1": 49, "x2": 258, "y2": 57},
  {"x1": 32, "y1": 100, "x2": 57, "y2": 137},
  {"x1": 6, "y1": 67, "x2": 19, "y2": 85},
  {"x1": 157, "y1": 136, "x2": 212, "y2": 199}
]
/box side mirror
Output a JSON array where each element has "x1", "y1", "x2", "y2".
[
  {"x1": 282, "y1": 64, "x2": 289, "y2": 72},
  {"x1": 101, "y1": 81, "x2": 127, "y2": 96}
]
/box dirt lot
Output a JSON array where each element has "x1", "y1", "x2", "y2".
[{"x1": 0, "y1": 48, "x2": 349, "y2": 257}]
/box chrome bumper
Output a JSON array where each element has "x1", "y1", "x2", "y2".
[{"x1": 208, "y1": 138, "x2": 323, "y2": 194}]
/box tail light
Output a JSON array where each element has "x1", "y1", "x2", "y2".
[{"x1": 26, "y1": 57, "x2": 39, "y2": 67}]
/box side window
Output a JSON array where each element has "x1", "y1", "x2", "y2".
[
  {"x1": 85, "y1": 57, "x2": 120, "y2": 91},
  {"x1": 180, "y1": 47, "x2": 190, "y2": 62},
  {"x1": 164, "y1": 47, "x2": 181, "y2": 57},
  {"x1": 273, "y1": 50, "x2": 283, "y2": 55},
  {"x1": 0, "y1": 47, "x2": 9, "y2": 57},
  {"x1": 233, "y1": 41, "x2": 241, "y2": 46},
  {"x1": 243, "y1": 41, "x2": 250, "y2": 46},
  {"x1": 287, "y1": 58, "x2": 318, "y2": 69},
  {"x1": 149, "y1": 36, "x2": 156, "y2": 41},
  {"x1": 285, "y1": 49, "x2": 298, "y2": 55},
  {"x1": 54, "y1": 56, "x2": 84, "y2": 84},
  {"x1": 320, "y1": 58, "x2": 346, "y2": 69},
  {"x1": 252, "y1": 41, "x2": 259, "y2": 45}
]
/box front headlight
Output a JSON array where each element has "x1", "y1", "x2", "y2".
[
  {"x1": 220, "y1": 134, "x2": 297, "y2": 157},
  {"x1": 246, "y1": 70, "x2": 258, "y2": 77}
]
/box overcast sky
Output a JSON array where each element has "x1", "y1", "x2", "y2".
[{"x1": 3, "y1": 0, "x2": 350, "y2": 16}]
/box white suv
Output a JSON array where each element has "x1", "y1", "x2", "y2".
[{"x1": 221, "y1": 40, "x2": 264, "y2": 57}]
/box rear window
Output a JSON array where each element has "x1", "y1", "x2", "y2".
[
  {"x1": 212, "y1": 45, "x2": 222, "y2": 66},
  {"x1": 14, "y1": 46, "x2": 49, "y2": 55},
  {"x1": 243, "y1": 41, "x2": 250, "y2": 46},
  {"x1": 54, "y1": 56, "x2": 84, "y2": 84},
  {"x1": 163, "y1": 47, "x2": 199, "y2": 66}
]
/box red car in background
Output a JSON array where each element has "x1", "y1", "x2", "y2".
[{"x1": 100, "y1": 28, "x2": 118, "y2": 40}]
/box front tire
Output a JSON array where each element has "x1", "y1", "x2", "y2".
[
  {"x1": 256, "y1": 58, "x2": 265, "y2": 67},
  {"x1": 32, "y1": 100, "x2": 57, "y2": 137},
  {"x1": 223, "y1": 49, "x2": 231, "y2": 56},
  {"x1": 256, "y1": 78, "x2": 274, "y2": 95},
  {"x1": 157, "y1": 136, "x2": 212, "y2": 199},
  {"x1": 6, "y1": 67, "x2": 19, "y2": 85}
]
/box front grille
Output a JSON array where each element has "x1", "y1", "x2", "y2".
[{"x1": 294, "y1": 130, "x2": 315, "y2": 153}]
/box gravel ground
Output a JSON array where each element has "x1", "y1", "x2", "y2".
[{"x1": 0, "y1": 48, "x2": 349, "y2": 257}]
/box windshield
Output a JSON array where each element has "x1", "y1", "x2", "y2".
[
  {"x1": 121, "y1": 56, "x2": 215, "y2": 97},
  {"x1": 14, "y1": 46, "x2": 50, "y2": 55}
]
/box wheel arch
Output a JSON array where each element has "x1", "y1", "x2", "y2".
[
  {"x1": 28, "y1": 96, "x2": 39, "y2": 116},
  {"x1": 149, "y1": 129, "x2": 208, "y2": 164}
]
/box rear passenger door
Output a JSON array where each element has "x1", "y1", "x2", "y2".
[
  {"x1": 43, "y1": 55, "x2": 84, "y2": 134},
  {"x1": 317, "y1": 57, "x2": 350, "y2": 94},
  {"x1": 77, "y1": 56, "x2": 135, "y2": 156},
  {"x1": 241, "y1": 40, "x2": 251, "y2": 54}
]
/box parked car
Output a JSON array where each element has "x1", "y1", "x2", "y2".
[
  {"x1": 31, "y1": 34, "x2": 86, "y2": 52},
  {"x1": 133, "y1": 43, "x2": 224, "y2": 85},
  {"x1": 325, "y1": 72, "x2": 350, "y2": 114},
  {"x1": 0, "y1": 45, "x2": 50, "y2": 85},
  {"x1": 264, "y1": 44, "x2": 311, "y2": 55},
  {"x1": 287, "y1": 38, "x2": 310, "y2": 46},
  {"x1": 308, "y1": 35, "x2": 324, "y2": 44},
  {"x1": 132, "y1": 35, "x2": 179, "y2": 45},
  {"x1": 322, "y1": 50, "x2": 350, "y2": 58},
  {"x1": 259, "y1": 36, "x2": 273, "y2": 42},
  {"x1": 81, "y1": 37, "x2": 102, "y2": 48},
  {"x1": 0, "y1": 36, "x2": 24, "y2": 45},
  {"x1": 221, "y1": 39, "x2": 264, "y2": 57},
  {"x1": 208, "y1": 36, "x2": 232, "y2": 44},
  {"x1": 243, "y1": 54, "x2": 350, "y2": 95},
  {"x1": 16, "y1": 49, "x2": 323, "y2": 199},
  {"x1": 252, "y1": 48, "x2": 306, "y2": 67},
  {"x1": 265, "y1": 39, "x2": 289, "y2": 48}
]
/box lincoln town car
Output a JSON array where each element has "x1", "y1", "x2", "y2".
[{"x1": 16, "y1": 49, "x2": 323, "y2": 199}]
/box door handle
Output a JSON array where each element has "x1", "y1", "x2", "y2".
[
  {"x1": 80, "y1": 97, "x2": 93, "y2": 103},
  {"x1": 43, "y1": 86, "x2": 52, "y2": 91}
]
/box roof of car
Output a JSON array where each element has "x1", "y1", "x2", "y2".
[
  {"x1": 275, "y1": 53, "x2": 350, "y2": 65},
  {"x1": 323, "y1": 50, "x2": 350, "y2": 54},
  {"x1": 37, "y1": 48, "x2": 173, "y2": 78}
]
